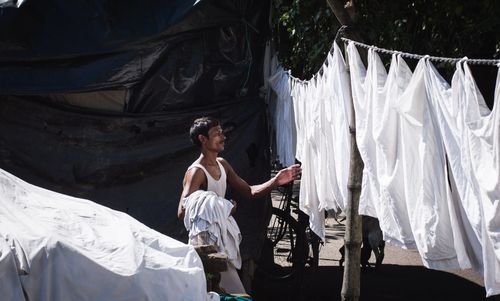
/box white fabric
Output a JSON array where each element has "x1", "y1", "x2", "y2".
[
  {"x1": 0, "y1": 168, "x2": 207, "y2": 301},
  {"x1": 0, "y1": 237, "x2": 25, "y2": 301},
  {"x1": 298, "y1": 74, "x2": 324, "y2": 238},
  {"x1": 183, "y1": 190, "x2": 242, "y2": 269},
  {"x1": 273, "y1": 40, "x2": 500, "y2": 296},
  {"x1": 268, "y1": 65, "x2": 297, "y2": 167},
  {"x1": 348, "y1": 45, "x2": 414, "y2": 248},
  {"x1": 348, "y1": 43, "x2": 459, "y2": 269},
  {"x1": 326, "y1": 43, "x2": 352, "y2": 212},
  {"x1": 424, "y1": 60, "x2": 500, "y2": 296},
  {"x1": 289, "y1": 43, "x2": 351, "y2": 240},
  {"x1": 189, "y1": 160, "x2": 227, "y2": 198}
]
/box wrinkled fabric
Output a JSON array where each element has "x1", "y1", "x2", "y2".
[
  {"x1": 324, "y1": 44, "x2": 352, "y2": 212},
  {"x1": 275, "y1": 40, "x2": 500, "y2": 296},
  {"x1": 183, "y1": 190, "x2": 242, "y2": 269},
  {"x1": 0, "y1": 237, "x2": 26, "y2": 301},
  {"x1": 292, "y1": 74, "x2": 323, "y2": 239},
  {"x1": 348, "y1": 43, "x2": 459, "y2": 269},
  {"x1": 289, "y1": 43, "x2": 351, "y2": 240},
  {"x1": 0, "y1": 168, "x2": 207, "y2": 301},
  {"x1": 425, "y1": 60, "x2": 500, "y2": 296},
  {"x1": 347, "y1": 45, "x2": 414, "y2": 248},
  {"x1": 268, "y1": 65, "x2": 297, "y2": 167}
]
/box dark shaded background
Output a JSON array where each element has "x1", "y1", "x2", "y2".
[{"x1": 0, "y1": 0, "x2": 272, "y2": 261}]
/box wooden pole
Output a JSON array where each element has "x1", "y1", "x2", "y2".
[
  {"x1": 325, "y1": 1, "x2": 364, "y2": 300},
  {"x1": 340, "y1": 41, "x2": 363, "y2": 301}
]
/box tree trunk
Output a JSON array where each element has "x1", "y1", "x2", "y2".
[
  {"x1": 325, "y1": 0, "x2": 364, "y2": 45},
  {"x1": 325, "y1": 1, "x2": 364, "y2": 301}
]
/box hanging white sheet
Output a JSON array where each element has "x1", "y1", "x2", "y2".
[
  {"x1": 324, "y1": 44, "x2": 352, "y2": 212},
  {"x1": 268, "y1": 65, "x2": 297, "y2": 167},
  {"x1": 425, "y1": 59, "x2": 500, "y2": 296},
  {"x1": 347, "y1": 45, "x2": 414, "y2": 248},
  {"x1": 290, "y1": 43, "x2": 351, "y2": 240},
  {"x1": 0, "y1": 169, "x2": 208, "y2": 301},
  {"x1": 348, "y1": 43, "x2": 460, "y2": 269}
]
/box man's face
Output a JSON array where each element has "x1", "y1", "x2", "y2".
[{"x1": 201, "y1": 125, "x2": 225, "y2": 153}]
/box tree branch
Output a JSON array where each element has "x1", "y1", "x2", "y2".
[{"x1": 326, "y1": 0, "x2": 364, "y2": 43}]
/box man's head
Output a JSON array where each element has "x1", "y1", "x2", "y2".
[{"x1": 190, "y1": 117, "x2": 225, "y2": 152}]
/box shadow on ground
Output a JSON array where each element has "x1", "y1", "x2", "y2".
[{"x1": 253, "y1": 264, "x2": 493, "y2": 301}]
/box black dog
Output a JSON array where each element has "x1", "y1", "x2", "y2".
[{"x1": 339, "y1": 215, "x2": 385, "y2": 268}]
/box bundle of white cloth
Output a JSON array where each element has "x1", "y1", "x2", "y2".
[
  {"x1": 0, "y1": 168, "x2": 208, "y2": 301},
  {"x1": 183, "y1": 190, "x2": 242, "y2": 269}
]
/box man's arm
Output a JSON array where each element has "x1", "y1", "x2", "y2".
[
  {"x1": 177, "y1": 168, "x2": 206, "y2": 220},
  {"x1": 220, "y1": 158, "x2": 301, "y2": 199}
]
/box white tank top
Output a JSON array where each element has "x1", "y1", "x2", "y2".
[{"x1": 188, "y1": 160, "x2": 227, "y2": 197}]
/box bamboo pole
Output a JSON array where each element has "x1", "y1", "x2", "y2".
[
  {"x1": 324, "y1": 2, "x2": 365, "y2": 299},
  {"x1": 340, "y1": 41, "x2": 364, "y2": 301}
]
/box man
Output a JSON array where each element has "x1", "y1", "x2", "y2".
[{"x1": 178, "y1": 116, "x2": 301, "y2": 294}]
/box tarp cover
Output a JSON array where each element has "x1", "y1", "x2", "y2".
[
  {"x1": 0, "y1": 0, "x2": 271, "y2": 262},
  {"x1": 0, "y1": 168, "x2": 207, "y2": 301}
]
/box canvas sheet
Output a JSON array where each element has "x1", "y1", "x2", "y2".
[{"x1": 0, "y1": 168, "x2": 208, "y2": 301}]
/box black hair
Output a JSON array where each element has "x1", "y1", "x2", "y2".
[{"x1": 189, "y1": 116, "x2": 220, "y2": 147}]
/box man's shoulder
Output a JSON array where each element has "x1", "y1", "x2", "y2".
[
  {"x1": 185, "y1": 165, "x2": 206, "y2": 179},
  {"x1": 216, "y1": 157, "x2": 231, "y2": 168}
]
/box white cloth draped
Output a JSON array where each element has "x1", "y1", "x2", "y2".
[
  {"x1": 348, "y1": 44, "x2": 459, "y2": 269},
  {"x1": 425, "y1": 60, "x2": 500, "y2": 296},
  {"x1": 269, "y1": 40, "x2": 500, "y2": 296},
  {"x1": 0, "y1": 168, "x2": 208, "y2": 301},
  {"x1": 183, "y1": 190, "x2": 242, "y2": 269},
  {"x1": 283, "y1": 43, "x2": 351, "y2": 240},
  {"x1": 347, "y1": 45, "x2": 415, "y2": 248},
  {"x1": 268, "y1": 65, "x2": 297, "y2": 167}
]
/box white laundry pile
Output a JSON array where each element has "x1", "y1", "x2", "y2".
[
  {"x1": 183, "y1": 190, "x2": 242, "y2": 269},
  {"x1": 0, "y1": 169, "x2": 208, "y2": 301},
  {"x1": 270, "y1": 43, "x2": 351, "y2": 240}
]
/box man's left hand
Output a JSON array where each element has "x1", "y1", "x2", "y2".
[{"x1": 275, "y1": 164, "x2": 302, "y2": 187}]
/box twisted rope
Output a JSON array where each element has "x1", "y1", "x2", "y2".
[
  {"x1": 341, "y1": 37, "x2": 500, "y2": 66},
  {"x1": 287, "y1": 25, "x2": 500, "y2": 84}
]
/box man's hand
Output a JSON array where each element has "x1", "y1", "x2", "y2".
[
  {"x1": 230, "y1": 199, "x2": 237, "y2": 216},
  {"x1": 275, "y1": 164, "x2": 302, "y2": 187}
]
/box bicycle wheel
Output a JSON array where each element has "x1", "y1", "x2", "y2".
[{"x1": 257, "y1": 207, "x2": 308, "y2": 280}]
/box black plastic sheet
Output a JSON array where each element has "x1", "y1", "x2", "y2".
[{"x1": 0, "y1": 0, "x2": 269, "y2": 113}]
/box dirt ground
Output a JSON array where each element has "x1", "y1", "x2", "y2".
[{"x1": 252, "y1": 191, "x2": 499, "y2": 301}]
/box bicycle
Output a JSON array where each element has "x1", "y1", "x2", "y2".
[{"x1": 256, "y1": 179, "x2": 322, "y2": 281}]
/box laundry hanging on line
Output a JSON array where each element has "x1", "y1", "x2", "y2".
[
  {"x1": 348, "y1": 44, "x2": 459, "y2": 270},
  {"x1": 269, "y1": 43, "x2": 351, "y2": 240},
  {"x1": 267, "y1": 40, "x2": 500, "y2": 297}
]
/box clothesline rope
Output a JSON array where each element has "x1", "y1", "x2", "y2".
[
  {"x1": 287, "y1": 25, "x2": 500, "y2": 84},
  {"x1": 340, "y1": 37, "x2": 500, "y2": 66}
]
